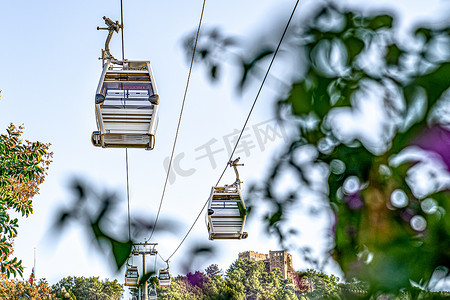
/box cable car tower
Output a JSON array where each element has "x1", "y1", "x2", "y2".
[
  {"x1": 207, "y1": 158, "x2": 248, "y2": 240},
  {"x1": 92, "y1": 17, "x2": 159, "y2": 150},
  {"x1": 125, "y1": 242, "x2": 158, "y2": 300}
]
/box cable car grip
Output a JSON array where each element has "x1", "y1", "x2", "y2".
[
  {"x1": 97, "y1": 16, "x2": 122, "y2": 64},
  {"x1": 229, "y1": 157, "x2": 244, "y2": 187}
]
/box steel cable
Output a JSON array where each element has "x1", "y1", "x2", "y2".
[
  {"x1": 147, "y1": 0, "x2": 207, "y2": 242},
  {"x1": 165, "y1": 0, "x2": 301, "y2": 262},
  {"x1": 119, "y1": 0, "x2": 132, "y2": 243}
]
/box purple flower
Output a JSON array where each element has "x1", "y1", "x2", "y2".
[
  {"x1": 400, "y1": 208, "x2": 415, "y2": 223},
  {"x1": 344, "y1": 192, "x2": 364, "y2": 210},
  {"x1": 187, "y1": 271, "x2": 207, "y2": 288},
  {"x1": 331, "y1": 210, "x2": 337, "y2": 235},
  {"x1": 413, "y1": 125, "x2": 450, "y2": 170}
]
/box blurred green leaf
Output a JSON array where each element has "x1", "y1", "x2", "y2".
[
  {"x1": 210, "y1": 64, "x2": 218, "y2": 80},
  {"x1": 344, "y1": 36, "x2": 365, "y2": 62},
  {"x1": 312, "y1": 76, "x2": 334, "y2": 118},
  {"x1": 138, "y1": 271, "x2": 155, "y2": 286},
  {"x1": 385, "y1": 44, "x2": 403, "y2": 66},
  {"x1": 368, "y1": 15, "x2": 393, "y2": 30},
  {"x1": 414, "y1": 62, "x2": 450, "y2": 110},
  {"x1": 199, "y1": 48, "x2": 208, "y2": 59},
  {"x1": 266, "y1": 209, "x2": 282, "y2": 226},
  {"x1": 415, "y1": 27, "x2": 433, "y2": 42},
  {"x1": 239, "y1": 49, "x2": 274, "y2": 90},
  {"x1": 287, "y1": 82, "x2": 311, "y2": 115},
  {"x1": 344, "y1": 12, "x2": 357, "y2": 31},
  {"x1": 110, "y1": 239, "x2": 133, "y2": 270},
  {"x1": 321, "y1": 144, "x2": 374, "y2": 181},
  {"x1": 390, "y1": 121, "x2": 426, "y2": 154},
  {"x1": 303, "y1": 128, "x2": 325, "y2": 145}
]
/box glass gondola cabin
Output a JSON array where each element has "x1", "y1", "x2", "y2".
[
  {"x1": 207, "y1": 185, "x2": 248, "y2": 240},
  {"x1": 149, "y1": 288, "x2": 157, "y2": 300},
  {"x1": 92, "y1": 60, "x2": 159, "y2": 150},
  {"x1": 125, "y1": 265, "x2": 139, "y2": 287},
  {"x1": 158, "y1": 268, "x2": 171, "y2": 287}
]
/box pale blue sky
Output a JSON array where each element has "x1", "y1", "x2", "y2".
[{"x1": 1, "y1": 0, "x2": 449, "y2": 297}]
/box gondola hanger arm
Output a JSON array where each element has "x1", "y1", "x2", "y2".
[
  {"x1": 97, "y1": 16, "x2": 122, "y2": 64},
  {"x1": 229, "y1": 157, "x2": 244, "y2": 187}
]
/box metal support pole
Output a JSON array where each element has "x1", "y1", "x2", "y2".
[
  {"x1": 33, "y1": 248, "x2": 36, "y2": 279},
  {"x1": 130, "y1": 242, "x2": 157, "y2": 300},
  {"x1": 143, "y1": 253, "x2": 148, "y2": 300}
]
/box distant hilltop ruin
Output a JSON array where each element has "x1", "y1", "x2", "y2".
[{"x1": 238, "y1": 250, "x2": 295, "y2": 280}]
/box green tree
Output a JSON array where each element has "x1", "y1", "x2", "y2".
[
  {"x1": 0, "y1": 274, "x2": 54, "y2": 299},
  {"x1": 0, "y1": 124, "x2": 52, "y2": 277},
  {"x1": 157, "y1": 274, "x2": 204, "y2": 300},
  {"x1": 224, "y1": 258, "x2": 252, "y2": 298},
  {"x1": 297, "y1": 269, "x2": 340, "y2": 299},
  {"x1": 224, "y1": 258, "x2": 293, "y2": 300},
  {"x1": 153, "y1": 258, "x2": 302, "y2": 299},
  {"x1": 52, "y1": 276, "x2": 123, "y2": 300},
  {"x1": 205, "y1": 263, "x2": 222, "y2": 279},
  {"x1": 261, "y1": 268, "x2": 285, "y2": 299}
]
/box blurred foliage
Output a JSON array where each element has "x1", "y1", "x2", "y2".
[
  {"x1": 54, "y1": 180, "x2": 215, "y2": 290},
  {"x1": 180, "y1": 244, "x2": 216, "y2": 274},
  {"x1": 54, "y1": 181, "x2": 133, "y2": 270},
  {"x1": 270, "y1": 5, "x2": 449, "y2": 295},
  {"x1": 52, "y1": 276, "x2": 123, "y2": 299},
  {"x1": 0, "y1": 123, "x2": 52, "y2": 278},
  {"x1": 183, "y1": 27, "x2": 238, "y2": 83},
  {"x1": 187, "y1": 2, "x2": 450, "y2": 297}
]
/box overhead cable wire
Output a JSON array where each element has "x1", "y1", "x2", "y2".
[
  {"x1": 166, "y1": 0, "x2": 301, "y2": 262},
  {"x1": 125, "y1": 150, "x2": 132, "y2": 241},
  {"x1": 215, "y1": 0, "x2": 300, "y2": 187},
  {"x1": 158, "y1": 252, "x2": 167, "y2": 265},
  {"x1": 119, "y1": 0, "x2": 132, "y2": 242},
  {"x1": 120, "y1": 0, "x2": 125, "y2": 60},
  {"x1": 147, "y1": 0, "x2": 207, "y2": 242}
]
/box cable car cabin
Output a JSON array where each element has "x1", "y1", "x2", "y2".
[
  {"x1": 149, "y1": 288, "x2": 157, "y2": 300},
  {"x1": 158, "y1": 269, "x2": 171, "y2": 287},
  {"x1": 92, "y1": 60, "x2": 159, "y2": 150},
  {"x1": 207, "y1": 185, "x2": 248, "y2": 240},
  {"x1": 125, "y1": 265, "x2": 139, "y2": 287}
]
